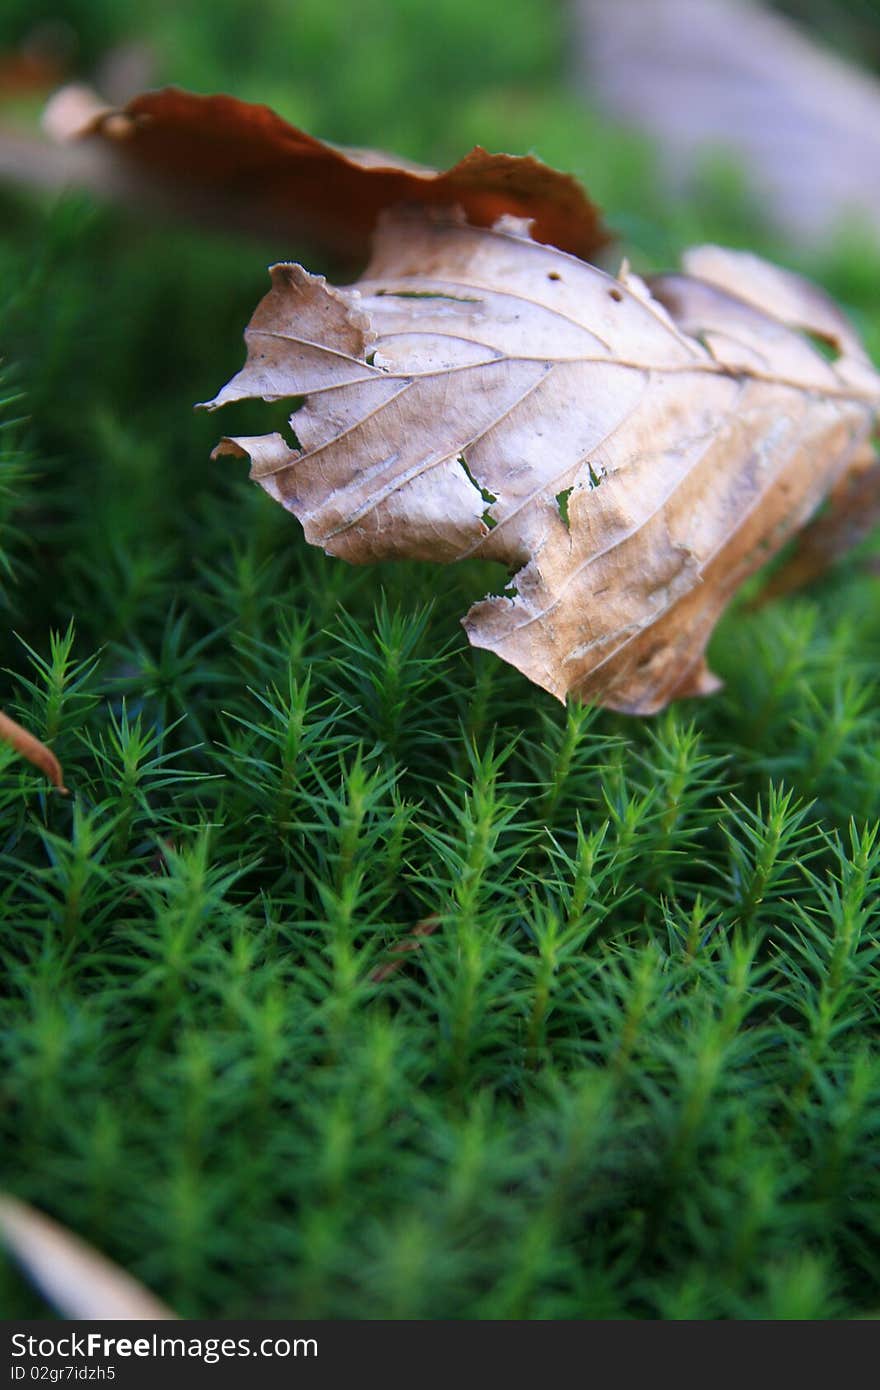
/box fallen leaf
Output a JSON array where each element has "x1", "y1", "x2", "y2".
[
  {"x1": 755, "y1": 437, "x2": 880, "y2": 604},
  {"x1": 205, "y1": 217, "x2": 880, "y2": 712},
  {"x1": 60, "y1": 86, "x2": 606, "y2": 265},
  {"x1": 0, "y1": 708, "x2": 67, "y2": 791},
  {"x1": 0, "y1": 25, "x2": 73, "y2": 103},
  {"x1": 370, "y1": 914, "x2": 441, "y2": 983},
  {"x1": 0, "y1": 1193, "x2": 176, "y2": 1319},
  {"x1": 0, "y1": 49, "x2": 64, "y2": 101}
]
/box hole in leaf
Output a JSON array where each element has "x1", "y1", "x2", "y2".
[
  {"x1": 262, "y1": 401, "x2": 303, "y2": 451},
  {"x1": 365, "y1": 351, "x2": 377, "y2": 366},
  {"x1": 587, "y1": 462, "x2": 604, "y2": 489},
  {"x1": 486, "y1": 566, "x2": 520, "y2": 602},
  {"x1": 803, "y1": 329, "x2": 841, "y2": 363},
  {"x1": 556, "y1": 487, "x2": 573, "y2": 528},
  {"x1": 219, "y1": 397, "x2": 304, "y2": 451},
  {"x1": 458, "y1": 454, "x2": 497, "y2": 508}
]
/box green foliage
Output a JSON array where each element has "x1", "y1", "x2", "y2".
[{"x1": 2, "y1": 0, "x2": 880, "y2": 1324}]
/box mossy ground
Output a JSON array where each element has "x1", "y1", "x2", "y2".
[{"x1": 2, "y1": 0, "x2": 880, "y2": 1320}]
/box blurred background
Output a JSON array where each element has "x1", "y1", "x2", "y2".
[
  {"x1": 0, "y1": 0, "x2": 877, "y2": 463},
  {"x1": 2, "y1": 0, "x2": 880, "y2": 255}
]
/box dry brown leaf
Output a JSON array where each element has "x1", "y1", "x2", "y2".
[
  {"x1": 755, "y1": 438, "x2": 880, "y2": 605},
  {"x1": 0, "y1": 708, "x2": 67, "y2": 791},
  {"x1": 0, "y1": 49, "x2": 64, "y2": 101},
  {"x1": 370, "y1": 914, "x2": 441, "y2": 983},
  {"x1": 205, "y1": 215, "x2": 880, "y2": 713},
  {"x1": 62, "y1": 87, "x2": 606, "y2": 265},
  {"x1": 0, "y1": 1193, "x2": 176, "y2": 1319},
  {"x1": 0, "y1": 25, "x2": 73, "y2": 103}
]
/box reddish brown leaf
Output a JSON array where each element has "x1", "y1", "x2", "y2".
[
  {"x1": 370, "y1": 915, "x2": 441, "y2": 983},
  {"x1": 0, "y1": 708, "x2": 67, "y2": 792},
  {"x1": 72, "y1": 87, "x2": 607, "y2": 264},
  {"x1": 0, "y1": 49, "x2": 64, "y2": 100}
]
